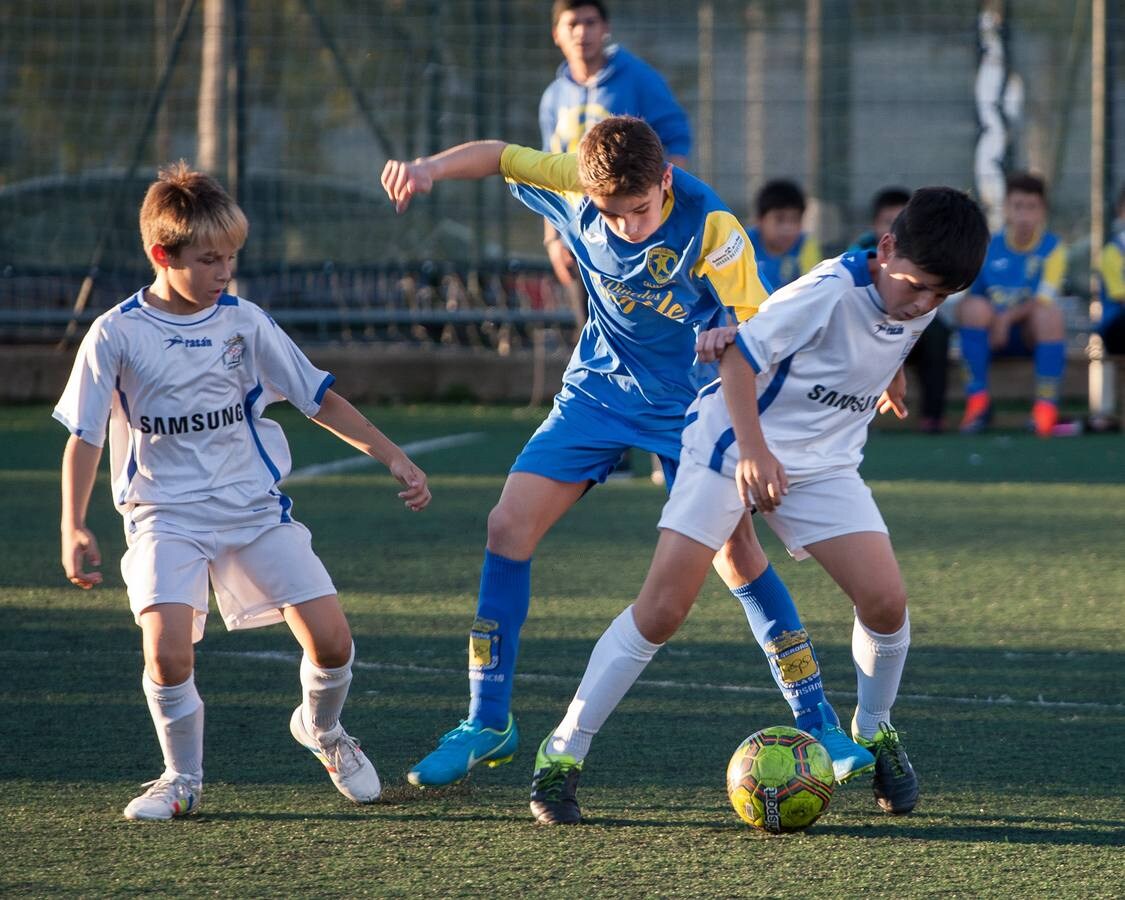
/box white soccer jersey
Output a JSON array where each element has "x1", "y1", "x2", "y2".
[
  {"x1": 682, "y1": 253, "x2": 934, "y2": 482},
  {"x1": 54, "y1": 290, "x2": 334, "y2": 530}
]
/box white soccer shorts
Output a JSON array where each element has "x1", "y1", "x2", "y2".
[
  {"x1": 657, "y1": 456, "x2": 887, "y2": 560},
  {"x1": 121, "y1": 520, "x2": 336, "y2": 642}
]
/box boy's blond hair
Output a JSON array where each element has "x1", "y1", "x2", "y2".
[
  {"x1": 139, "y1": 161, "x2": 248, "y2": 272},
  {"x1": 577, "y1": 116, "x2": 666, "y2": 198}
]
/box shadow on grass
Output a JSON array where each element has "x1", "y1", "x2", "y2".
[{"x1": 811, "y1": 821, "x2": 1125, "y2": 846}]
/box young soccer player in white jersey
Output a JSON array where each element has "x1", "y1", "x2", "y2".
[
  {"x1": 382, "y1": 117, "x2": 877, "y2": 791},
  {"x1": 55, "y1": 162, "x2": 431, "y2": 821},
  {"x1": 528, "y1": 187, "x2": 989, "y2": 825}
]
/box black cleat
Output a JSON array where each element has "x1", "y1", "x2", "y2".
[
  {"x1": 529, "y1": 737, "x2": 583, "y2": 825},
  {"x1": 859, "y1": 722, "x2": 919, "y2": 815}
]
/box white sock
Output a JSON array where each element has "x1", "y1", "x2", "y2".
[
  {"x1": 851, "y1": 610, "x2": 911, "y2": 739},
  {"x1": 142, "y1": 671, "x2": 204, "y2": 781},
  {"x1": 548, "y1": 606, "x2": 663, "y2": 762},
  {"x1": 300, "y1": 642, "x2": 354, "y2": 741}
]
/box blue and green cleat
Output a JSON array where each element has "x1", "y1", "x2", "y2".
[
  {"x1": 406, "y1": 714, "x2": 519, "y2": 787},
  {"x1": 529, "y1": 736, "x2": 583, "y2": 825},
  {"x1": 807, "y1": 702, "x2": 876, "y2": 783}
]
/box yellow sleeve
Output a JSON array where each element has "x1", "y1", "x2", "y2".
[
  {"x1": 499, "y1": 145, "x2": 583, "y2": 202},
  {"x1": 1100, "y1": 242, "x2": 1125, "y2": 301},
  {"x1": 691, "y1": 210, "x2": 770, "y2": 322},
  {"x1": 1037, "y1": 243, "x2": 1067, "y2": 302},
  {"x1": 798, "y1": 235, "x2": 822, "y2": 275}
]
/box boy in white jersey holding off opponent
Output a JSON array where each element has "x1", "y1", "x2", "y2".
[
  {"x1": 529, "y1": 187, "x2": 989, "y2": 824},
  {"x1": 382, "y1": 117, "x2": 877, "y2": 792},
  {"x1": 55, "y1": 163, "x2": 431, "y2": 821}
]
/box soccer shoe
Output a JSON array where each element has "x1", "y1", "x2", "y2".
[
  {"x1": 853, "y1": 720, "x2": 919, "y2": 815},
  {"x1": 1030, "y1": 399, "x2": 1058, "y2": 438},
  {"x1": 406, "y1": 714, "x2": 519, "y2": 787},
  {"x1": 807, "y1": 702, "x2": 875, "y2": 783},
  {"x1": 959, "y1": 390, "x2": 991, "y2": 434},
  {"x1": 123, "y1": 774, "x2": 201, "y2": 821},
  {"x1": 529, "y1": 736, "x2": 583, "y2": 825},
  {"x1": 289, "y1": 706, "x2": 381, "y2": 803}
]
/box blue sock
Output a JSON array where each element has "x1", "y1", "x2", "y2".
[
  {"x1": 732, "y1": 565, "x2": 833, "y2": 732},
  {"x1": 959, "y1": 326, "x2": 991, "y2": 396},
  {"x1": 1033, "y1": 340, "x2": 1065, "y2": 405},
  {"x1": 467, "y1": 550, "x2": 531, "y2": 729}
]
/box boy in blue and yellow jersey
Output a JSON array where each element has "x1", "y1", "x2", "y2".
[
  {"x1": 957, "y1": 172, "x2": 1068, "y2": 436},
  {"x1": 381, "y1": 116, "x2": 876, "y2": 793},
  {"x1": 747, "y1": 179, "x2": 822, "y2": 292},
  {"x1": 1096, "y1": 186, "x2": 1125, "y2": 356}
]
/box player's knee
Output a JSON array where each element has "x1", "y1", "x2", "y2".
[
  {"x1": 308, "y1": 629, "x2": 353, "y2": 669},
  {"x1": 713, "y1": 537, "x2": 768, "y2": 586},
  {"x1": 854, "y1": 585, "x2": 908, "y2": 634},
  {"x1": 146, "y1": 646, "x2": 194, "y2": 685},
  {"x1": 958, "y1": 296, "x2": 992, "y2": 328},
  {"x1": 486, "y1": 502, "x2": 532, "y2": 557},
  {"x1": 1031, "y1": 301, "x2": 1065, "y2": 339},
  {"x1": 634, "y1": 588, "x2": 693, "y2": 643}
]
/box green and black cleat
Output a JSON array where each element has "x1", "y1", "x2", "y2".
[
  {"x1": 529, "y1": 736, "x2": 583, "y2": 825},
  {"x1": 856, "y1": 721, "x2": 919, "y2": 815}
]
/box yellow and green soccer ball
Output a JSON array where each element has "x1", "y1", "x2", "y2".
[{"x1": 726, "y1": 726, "x2": 835, "y2": 834}]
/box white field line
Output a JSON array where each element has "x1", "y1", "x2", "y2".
[
  {"x1": 282, "y1": 432, "x2": 484, "y2": 484},
  {"x1": 203, "y1": 650, "x2": 1121, "y2": 713},
  {"x1": 1, "y1": 647, "x2": 1119, "y2": 711}
]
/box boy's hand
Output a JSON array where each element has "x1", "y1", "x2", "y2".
[
  {"x1": 62, "y1": 525, "x2": 102, "y2": 589},
  {"x1": 381, "y1": 159, "x2": 434, "y2": 213},
  {"x1": 389, "y1": 455, "x2": 432, "y2": 511},
  {"x1": 735, "y1": 450, "x2": 788, "y2": 513},
  {"x1": 877, "y1": 367, "x2": 909, "y2": 419},
  {"x1": 695, "y1": 325, "x2": 739, "y2": 364}
]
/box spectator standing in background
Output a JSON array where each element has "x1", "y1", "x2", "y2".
[{"x1": 540, "y1": 0, "x2": 693, "y2": 481}]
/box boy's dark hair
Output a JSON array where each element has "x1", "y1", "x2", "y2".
[
  {"x1": 577, "y1": 116, "x2": 665, "y2": 197},
  {"x1": 552, "y1": 0, "x2": 608, "y2": 26},
  {"x1": 755, "y1": 179, "x2": 806, "y2": 218},
  {"x1": 872, "y1": 186, "x2": 911, "y2": 219},
  {"x1": 1005, "y1": 171, "x2": 1047, "y2": 199},
  {"x1": 890, "y1": 187, "x2": 988, "y2": 293}
]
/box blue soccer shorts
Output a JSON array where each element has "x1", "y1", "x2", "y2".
[{"x1": 510, "y1": 397, "x2": 679, "y2": 489}]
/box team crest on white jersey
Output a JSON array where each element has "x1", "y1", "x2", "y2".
[
  {"x1": 222, "y1": 333, "x2": 246, "y2": 369},
  {"x1": 645, "y1": 246, "x2": 679, "y2": 285}
]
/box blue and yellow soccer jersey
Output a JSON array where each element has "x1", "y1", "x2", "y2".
[
  {"x1": 969, "y1": 228, "x2": 1067, "y2": 309},
  {"x1": 746, "y1": 229, "x2": 822, "y2": 291},
  {"x1": 1097, "y1": 232, "x2": 1125, "y2": 332},
  {"x1": 500, "y1": 145, "x2": 768, "y2": 451},
  {"x1": 539, "y1": 46, "x2": 691, "y2": 158}
]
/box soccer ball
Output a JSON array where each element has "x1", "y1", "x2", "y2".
[{"x1": 726, "y1": 725, "x2": 835, "y2": 834}]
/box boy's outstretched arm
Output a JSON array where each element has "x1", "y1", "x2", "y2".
[
  {"x1": 381, "y1": 140, "x2": 508, "y2": 213},
  {"x1": 60, "y1": 434, "x2": 103, "y2": 589},
  {"x1": 311, "y1": 390, "x2": 431, "y2": 511},
  {"x1": 720, "y1": 345, "x2": 788, "y2": 513}
]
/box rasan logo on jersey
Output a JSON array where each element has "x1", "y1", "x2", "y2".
[
  {"x1": 163, "y1": 335, "x2": 214, "y2": 350},
  {"x1": 873, "y1": 322, "x2": 905, "y2": 336}
]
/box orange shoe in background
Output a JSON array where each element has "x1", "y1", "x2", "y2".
[
  {"x1": 1031, "y1": 399, "x2": 1058, "y2": 438},
  {"x1": 959, "y1": 390, "x2": 991, "y2": 434}
]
